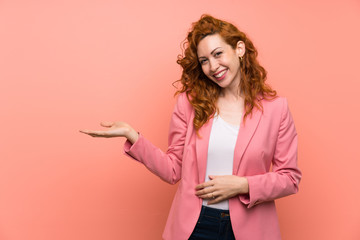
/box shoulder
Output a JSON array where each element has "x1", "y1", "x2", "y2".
[
  {"x1": 175, "y1": 92, "x2": 193, "y2": 111},
  {"x1": 260, "y1": 96, "x2": 296, "y2": 130},
  {"x1": 260, "y1": 96, "x2": 288, "y2": 111},
  {"x1": 258, "y1": 96, "x2": 292, "y2": 121},
  {"x1": 176, "y1": 92, "x2": 188, "y2": 104},
  {"x1": 171, "y1": 92, "x2": 194, "y2": 122}
]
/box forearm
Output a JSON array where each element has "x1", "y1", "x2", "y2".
[
  {"x1": 239, "y1": 170, "x2": 301, "y2": 208},
  {"x1": 124, "y1": 134, "x2": 183, "y2": 184},
  {"x1": 124, "y1": 126, "x2": 139, "y2": 144}
]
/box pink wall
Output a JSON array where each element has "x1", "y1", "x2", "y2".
[{"x1": 1, "y1": 0, "x2": 359, "y2": 239}]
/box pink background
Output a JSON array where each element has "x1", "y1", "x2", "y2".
[{"x1": 1, "y1": 0, "x2": 359, "y2": 239}]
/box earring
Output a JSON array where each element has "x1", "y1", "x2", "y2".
[{"x1": 239, "y1": 55, "x2": 243, "y2": 61}]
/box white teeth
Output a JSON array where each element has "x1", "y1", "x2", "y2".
[{"x1": 214, "y1": 70, "x2": 226, "y2": 78}]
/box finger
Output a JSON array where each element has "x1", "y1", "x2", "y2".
[
  {"x1": 196, "y1": 194, "x2": 207, "y2": 199},
  {"x1": 207, "y1": 194, "x2": 225, "y2": 204},
  {"x1": 100, "y1": 122, "x2": 114, "y2": 128},
  {"x1": 195, "y1": 187, "x2": 213, "y2": 196},
  {"x1": 195, "y1": 184, "x2": 204, "y2": 190},
  {"x1": 79, "y1": 130, "x2": 112, "y2": 139},
  {"x1": 80, "y1": 130, "x2": 96, "y2": 135},
  {"x1": 196, "y1": 189, "x2": 216, "y2": 199},
  {"x1": 89, "y1": 133, "x2": 107, "y2": 137},
  {"x1": 205, "y1": 192, "x2": 218, "y2": 201},
  {"x1": 208, "y1": 175, "x2": 223, "y2": 180},
  {"x1": 195, "y1": 181, "x2": 214, "y2": 190},
  {"x1": 207, "y1": 198, "x2": 220, "y2": 205},
  {"x1": 196, "y1": 193, "x2": 211, "y2": 199},
  {"x1": 86, "y1": 131, "x2": 110, "y2": 137}
]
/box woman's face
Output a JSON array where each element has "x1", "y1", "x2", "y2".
[{"x1": 197, "y1": 34, "x2": 245, "y2": 91}]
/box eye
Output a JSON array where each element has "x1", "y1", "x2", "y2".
[
  {"x1": 199, "y1": 59, "x2": 208, "y2": 65},
  {"x1": 214, "y1": 51, "x2": 223, "y2": 57}
]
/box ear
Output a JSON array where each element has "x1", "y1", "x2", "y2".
[{"x1": 235, "y1": 40, "x2": 246, "y2": 58}]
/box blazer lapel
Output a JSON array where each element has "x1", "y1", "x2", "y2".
[
  {"x1": 233, "y1": 109, "x2": 262, "y2": 174},
  {"x1": 196, "y1": 117, "x2": 214, "y2": 183}
]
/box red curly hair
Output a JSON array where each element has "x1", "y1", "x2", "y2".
[{"x1": 175, "y1": 14, "x2": 277, "y2": 132}]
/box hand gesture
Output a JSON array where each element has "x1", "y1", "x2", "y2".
[
  {"x1": 79, "y1": 121, "x2": 138, "y2": 144},
  {"x1": 195, "y1": 175, "x2": 249, "y2": 205}
]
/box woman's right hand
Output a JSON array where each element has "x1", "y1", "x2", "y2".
[{"x1": 79, "y1": 122, "x2": 139, "y2": 144}]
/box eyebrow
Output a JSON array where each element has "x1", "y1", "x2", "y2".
[{"x1": 198, "y1": 47, "x2": 222, "y2": 59}]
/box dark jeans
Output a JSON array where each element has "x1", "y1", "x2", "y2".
[{"x1": 188, "y1": 206, "x2": 236, "y2": 240}]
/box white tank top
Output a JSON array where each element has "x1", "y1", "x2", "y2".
[{"x1": 202, "y1": 114, "x2": 240, "y2": 210}]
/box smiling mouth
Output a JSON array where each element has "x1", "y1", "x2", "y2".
[{"x1": 213, "y1": 69, "x2": 227, "y2": 80}]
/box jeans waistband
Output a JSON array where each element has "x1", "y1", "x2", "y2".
[{"x1": 201, "y1": 206, "x2": 230, "y2": 219}]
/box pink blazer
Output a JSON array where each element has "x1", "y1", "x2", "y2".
[{"x1": 124, "y1": 92, "x2": 301, "y2": 240}]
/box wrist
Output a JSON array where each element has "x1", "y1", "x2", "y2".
[
  {"x1": 237, "y1": 177, "x2": 249, "y2": 195},
  {"x1": 125, "y1": 127, "x2": 139, "y2": 144},
  {"x1": 242, "y1": 177, "x2": 249, "y2": 194}
]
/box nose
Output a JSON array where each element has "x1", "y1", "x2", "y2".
[{"x1": 209, "y1": 59, "x2": 219, "y2": 72}]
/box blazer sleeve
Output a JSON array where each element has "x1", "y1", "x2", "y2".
[
  {"x1": 123, "y1": 93, "x2": 188, "y2": 184},
  {"x1": 240, "y1": 98, "x2": 302, "y2": 208}
]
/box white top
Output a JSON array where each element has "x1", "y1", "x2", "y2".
[{"x1": 202, "y1": 114, "x2": 240, "y2": 210}]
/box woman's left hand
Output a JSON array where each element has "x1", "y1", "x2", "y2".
[{"x1": 195, "y1": 175, "x2": 249, "y2": 205}]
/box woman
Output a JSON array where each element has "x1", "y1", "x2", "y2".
[{"x1": 80, "y1": 15, "x2": 301, "y2": 240}]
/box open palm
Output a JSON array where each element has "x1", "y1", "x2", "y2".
[{"x1": 80, "y1": 122, "x2": 132, "y2": 138}]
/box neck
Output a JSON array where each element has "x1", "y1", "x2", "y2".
[
  {"x1": 220, "y1": 88, "x2": 242, "y2": 101},
  {"x1": 220, "y1": 78, "x2": 242, "y2": 101}
]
